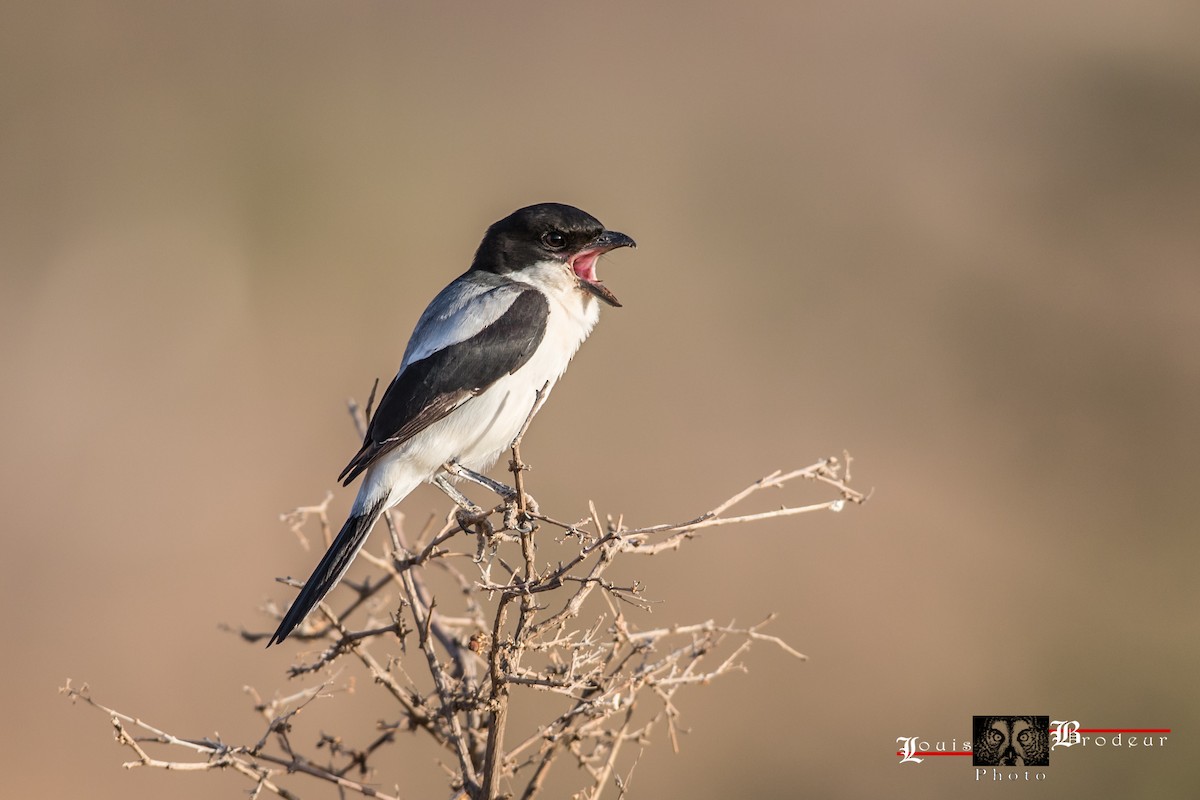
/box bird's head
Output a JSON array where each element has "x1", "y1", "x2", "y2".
[{"x1": 472, "y1": 203, "x2": 636, "y2": 307}]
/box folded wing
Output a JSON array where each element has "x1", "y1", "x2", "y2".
[{"x1": 338, "y1": 281, "x2": 550, "y2": 485}]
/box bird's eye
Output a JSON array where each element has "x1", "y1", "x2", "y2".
[{"x1": 541, "y1": 231, "x2": 566, "y2": 250}]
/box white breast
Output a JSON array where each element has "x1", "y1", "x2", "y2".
[
  {"x1": 365, "y1": 262, "x2": 600, "y2": 510},
  {"x1": 447, "y1": 261, "x2": 600, "y2": 469}
]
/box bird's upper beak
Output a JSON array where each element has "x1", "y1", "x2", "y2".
[{"x1": 569, "y1": 230, "x2": 636, "y2": 307}]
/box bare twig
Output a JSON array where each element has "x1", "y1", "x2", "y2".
[{"x1": 67, "y1": 392, "x2": 866, "y2": 800}]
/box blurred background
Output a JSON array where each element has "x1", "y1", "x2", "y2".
[{"x1": 3, "y1": 1, "x2": 1197, "y2": 797}]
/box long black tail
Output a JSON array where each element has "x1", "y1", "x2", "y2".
[{"x1": 268, "y1": 504, "x2": 382, "y2": 647}]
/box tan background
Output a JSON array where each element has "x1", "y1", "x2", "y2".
[{"x1": 3, "y1": 1, "x2": 1197, "y2": 797}]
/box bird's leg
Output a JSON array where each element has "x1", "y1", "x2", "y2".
[
  {"x1": 442, "y1": 461, "x2": 518, "y2": 502},
  {"x1": 433, "y1": 473, "x2": 498, "y2": 549},
  {"x1": 432, "y1": 474, "x2": 482, "y2": 513},
  {"x1": 434, "y1": 472, "x2": 501, "y2": 565}
]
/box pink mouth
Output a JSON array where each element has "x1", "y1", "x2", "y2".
[
  {"x1": 568, "y1": 247, "x2": 622, "y2": 307},
  {"x1": 569, "y1": 249, "x2": 602, "y2": 284}
]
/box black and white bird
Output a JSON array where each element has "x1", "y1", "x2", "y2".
[{"x1": 268, "y1": 203, "x2": 635, "y2": 646}]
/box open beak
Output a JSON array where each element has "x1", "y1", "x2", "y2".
[{"x1": 569, "y1": 230, "x2": 636, "y2": 307}]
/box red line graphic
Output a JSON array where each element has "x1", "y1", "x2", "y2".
[{"x1": 894, "y1": 726, "x2": 1172, "y2": 759}]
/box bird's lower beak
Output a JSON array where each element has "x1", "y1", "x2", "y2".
[{"x1": 570, "y1": 230, "x2": 636, "y2": 307}]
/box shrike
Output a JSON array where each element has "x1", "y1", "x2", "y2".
[{"x1": 268, "y1": 203, "x2": 635, "y2": 646}]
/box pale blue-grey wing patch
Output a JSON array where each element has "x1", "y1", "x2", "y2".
[{"x1": 399, "y1": 273, "x2": 526, "y2": 369}]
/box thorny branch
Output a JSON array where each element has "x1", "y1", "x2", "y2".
[{"x1": 67, "y1": 396, "x2": 866, "y2": 800}]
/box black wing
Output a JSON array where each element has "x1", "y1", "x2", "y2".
[{"x1": 338, "y1": 288, "x2": 550, "y2": 485}]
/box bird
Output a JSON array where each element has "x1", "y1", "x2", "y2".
[{"x1": 268, "y1": 203, "x2": 636, "y2": 646}]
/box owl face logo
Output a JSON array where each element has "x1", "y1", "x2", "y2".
[{"x1": 973, "y1": 716, "x2": 1050, "y2": 766}]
